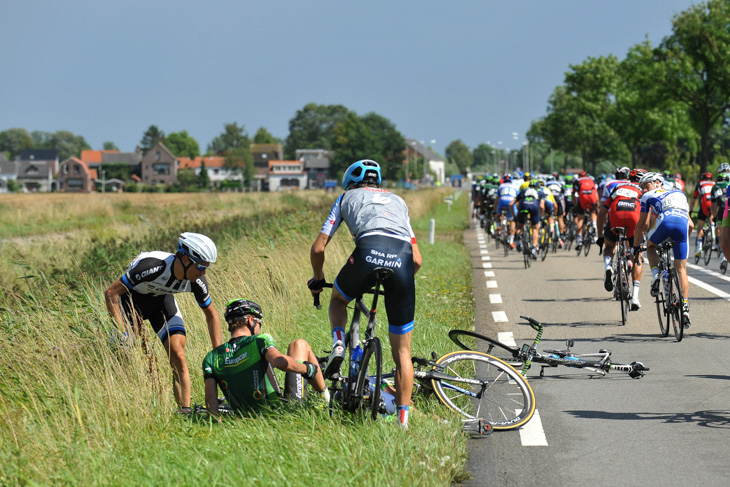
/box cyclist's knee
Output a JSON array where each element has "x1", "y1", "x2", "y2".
[{"x1": 287, "y1": 338, "x2": 311, "y2": 360}]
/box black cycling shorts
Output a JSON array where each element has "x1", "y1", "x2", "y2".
[
  {"x1": 121, "y1": 292, "x2": 186, "y2": 343},
  {"x1": 334, "y1": 235, "x2": 416, "y2": 335}
]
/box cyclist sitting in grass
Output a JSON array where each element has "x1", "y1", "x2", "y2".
[
  {"x1": 203, "y1": 299, "x2": 327, "y2": 418},
  {"x1": 308, "y1": 159, "x2": 422, "y2": 428}
]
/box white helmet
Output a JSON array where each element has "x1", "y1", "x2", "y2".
[
  {"x1": 178, "y1": 232, "x2": 217, "y2": 263},
  {"x1": 638, "y1": 172, "x2": 662, "y2": 186}
]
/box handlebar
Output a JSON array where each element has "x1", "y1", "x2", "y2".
[
  {"x1": 519, "y1": 315, "x2": 543, "y2": 332},
  {"x1": 312, "y1": 282, "x2": 334, "y2": 309}
]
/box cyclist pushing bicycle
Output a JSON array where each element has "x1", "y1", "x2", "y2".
[
  {"x1": 308, "y1": 159, "x2": 422, "y2": 428},
  {"x1": 633, "y1": 172, "x2": 694, "y2": 327}
]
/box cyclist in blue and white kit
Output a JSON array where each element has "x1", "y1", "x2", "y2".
[
  {"x1": 104, "y1": 232, "x2": 223, "y2": 412},
  {"x1": 308, "y1": 160, "x2": 422, "y2": 428},
  {"x1": 494, "y1": 173, "x2": 519, "y2": 248},
  {"x1": 633, "y1": 172, "x2": 694, "y2": 327}
]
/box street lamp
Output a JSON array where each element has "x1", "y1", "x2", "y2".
[{"x1": 102, "y1": 169, "x2": 106, "y2": 193}]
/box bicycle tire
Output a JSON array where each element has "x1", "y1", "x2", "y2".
[
  {"x1": 656, "y1": 271, "x2": 670, "y2": 337},
  {"x1": 618, "y1": 256, "x2": 629, "y2": 326},
  {"x1": 670, "y1": 268, "x2": 684, "y2": 342},
  {"x1": 583, "y1": 227, "x2": 592, "y2": 256},
  {"x1": 431, "y1": 351, "x2": 535, "y2": 430},
  {"x1": 551, "y1": 230, "x2": 558, "y2": 253},
  {"x1": 355, "y1": 337, "x2": 383, "y2": 420},
  {"x1": 539, "y1": 228, "x2": 549, "y2": 261},
  {"x1": 448, "y1": 329, "x2": 522, "y2": 366},
  {"x1": 703, "y1": 237, "x2": 712, "y2": 265}
]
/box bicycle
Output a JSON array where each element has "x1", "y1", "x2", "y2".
[
  {"x1": 652, "y1": 240, "x2": 686, "y2": 342},
  {"x1": 563, "y1": 207, "x2": 577, "y2": 251},
  {"x1": 520, "y1": 217, "x2": 533, "y2": 268},
  {"x1": 577, "y1": 208, "x2": 596, "y2": 257},
  {"x1": 611, "y1": 228, "x2": 635, "y2": 326},
  {"x1": 448, "y1": 316, "x2": 650, "y2": 379}
]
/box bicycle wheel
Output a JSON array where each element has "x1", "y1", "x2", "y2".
[
  {"x1": 618, "y1": 258, "x2": 630, "y2": 326},
  {"x1": 431, "y1": 351, "x2": 535, "y2": 430},
  {"x1": 355, "y1": 337, "x2": 383, "y2": 420},
  {"x1": 551, "y1": 229, "x2": 558, "y2": 253},
  {"x1": 448, "y1": 329, "x2": 522, "y2": 366},
  {"x1": 669, "y1": 269, "x2": 685, "y2": 342},
  {"x1": 655, "y1": 271, "x2": 670, "y2": 337},
  {"x1": 583, "y1": 227, "x2": 593, "y2": 256},
  {"x1": 703, "y1": 237, "x2": 712, "y2": 265},
  {"x1": 539, "y1": 228, "x2": 549, "y2": 261}
]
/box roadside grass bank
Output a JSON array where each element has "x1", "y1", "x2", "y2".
[{"x1": 0, "y1": 189, "x2": 475, "y2": 486}]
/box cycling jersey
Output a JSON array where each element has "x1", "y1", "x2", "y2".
[
  {"x1": 640, "y1": 189, "x2": 691, "y2": 260},
  {"x1": 496, "y1": 182, "x2": 519, "y2": 219},
  {"x1": 693, "y1": 180, "x2": 716, "y2": 215},
  {"x1": 202, "y1": 334, "x2": 281, "y2": 411},
  {"x1": 603, "y1": 182, "x2": 642, "y2": 241},
  {"x1": 601, "y1": 180, "x2": 631, "y2": 204},
  {"x1": 573, "y1": 176, "x2": 598, "y2": 212},
  {"x1": 711, "y1": 181, "x2": 729, "y2": 220},
  {"x1": 119, "y1": 251, "x2": 212, "y2": 342},
  {"x1": 515, "y1": 187, "x2": 543, "y2": 226}
]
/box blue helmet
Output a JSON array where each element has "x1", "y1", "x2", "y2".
[{"x1": 342, "y1": 159, "x2": 381, "y2": 190}]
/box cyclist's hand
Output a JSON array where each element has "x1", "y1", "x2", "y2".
[
  {"x1": 307, "y1": 277, "x2": 326, "y2": 293},
  {"x1": 110, "y1": 329, "x2": 131, "y2": 349},
  {"x1": 302, "y1": 361, "x2": 319, "y2": 380}
]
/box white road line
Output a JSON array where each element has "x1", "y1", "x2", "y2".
[
  {"x1": 498, "y1": 331, "x2": 517, "y2": 347},
  {"x1": 480, "y1": 249, "x2": 489, "y2": 254},
  {"x1": 481, "y1": 256, "x2": 491, "y2": 261},
  {"x1": 486, "y1": 280, "x2": 498, "y2": 288},
  {"x1": 687, "y1": 263, "x2": 730, "y2": 283},
  {"x1": 492, "y1": 311, "x2": 508, "y2": 322},
  {"x1": 489, "y1": 294, "x2": 502, "y2": 304},
  {"x1": 482, "y1": 262, "x2": 492, "y2": 269},
  {"x1": 687, "y1": 276, "x2": 730, "y2": 301},
  {"x1": 484, "y1": 271, "x2": 495, "y2": 277},
  {"x1": 519, "y1": 409, "x2": 548, "y2": 446}
]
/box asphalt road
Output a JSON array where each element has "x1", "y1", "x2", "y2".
[{"x1": 460, "y1": 218, "x2": 730, "y2": 487}]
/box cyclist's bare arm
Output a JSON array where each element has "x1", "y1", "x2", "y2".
[
  {"x1": 265, "y1": 347, "x2": 311, "y2": 375},
  {"x1": 310, "y1": 232, "x2": 333, "y2": 284},
  {"x1": 104, "y1": 279, "x2": 130, "y2": 333},
  {"x1": 596, "y1": 205, "x2": 608, "y2": 238},
  {"x1": 412, "y1": 242, "x2": 422, "y2": 274},
  {"x1": 202, "y1": 305, "x2": 223, "y2": 348},
  {"x1": 634, "y1": 211, "x2": 651, "y2": 246},
  {"x1": 204, "y1": 377, "x2": 221, "y2": 417}
]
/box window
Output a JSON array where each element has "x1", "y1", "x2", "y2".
[
  {"x1": 63, "y1": 165, "x2": 69, "y2": 175},
  {"x1": 155, "y1": 151, "x2": 161, "y2": 161},
  {"x1": 153, "y1": 163, "x2": 170, "y2": 175},
  {"x1": 74, "y1": 165, "x2": 80, "y2": 175}
]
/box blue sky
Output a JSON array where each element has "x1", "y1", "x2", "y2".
[{"x1": 1, "y1": 0, "x2": 701, "y2": 157}]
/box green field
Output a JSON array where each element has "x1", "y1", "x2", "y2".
[{"x1": 0, "y1": 189, "x2": 475, "y2": 486}]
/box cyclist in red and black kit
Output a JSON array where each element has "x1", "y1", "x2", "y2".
[
  {"x1": 596, "y1": 168, "x2": 645, "y2": 310},
  {"x1": 104, "y1": 232, "x2": 223, "y2": 412},
  {"x1": 308, "y1": 159, "x2": 422, "y2": 428},
  {"x1": 572, "y1": 171, "x2": 599, "y2": 252},
  {"x1": 689, "y1": 172, "x2": 716, "y2": 259}
]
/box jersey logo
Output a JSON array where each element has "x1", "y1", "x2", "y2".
[
  {"x1": 135, "y1": 265, "x2": 162, "y2": 281},
  {"x1": 372, "y1": 194, "x2": 392, "y2": 205}
]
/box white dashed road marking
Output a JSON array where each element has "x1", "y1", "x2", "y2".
[
  {"x1": 486, "y1": 280, "x2": 498, "y2": 288},
  {"x1": 492, "y1": 311, "x2": 508, "y2": 322},
  {"x1": 482, "y1": 262, "x2": 492, "y2": 268},
  {"x1": 489, "y1": 294, "x2": 502, "y2": 304},
  {"x1": 519, "y1": 409, "x2": 548, "y2": 446},
  {"x1": 498, "y1": 331, "x2": 517, "y2": 347},
  {"x1": 484, "y1": 271, "x2": 495, "y2": 277}
]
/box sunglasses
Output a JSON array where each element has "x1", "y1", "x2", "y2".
[{"x1": 183, "y1": 252, "x2": 210, "y2": 271}]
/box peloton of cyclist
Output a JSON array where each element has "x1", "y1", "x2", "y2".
[
  {"x1": 689, "y1": 172, "x2": 716, "y2": 259},
  {"x1": 308, "y1": 159, "x2": 422, "y2": 428},
  {"x1": 203, "y1": 299, "x2": 327, "y2": 418},
  {"x1": 509, "y1": 179, "x2": 546, "y2": 259},
  {"x1": 104, "y1": 232, "x2": 223, "y2": 412},
  {"x1": 633, "y1": 172, "x2": 694, "y2": 327},
  {"x1": 545, "y1": 175, "x2": 566, "y2": 247},
  {"x1": 596, "y1": 167, "x2": 645, "y2": 310},
  {"x1": 572, "y1": 171, "x2": 599, "y2": 252},
  {"x1": 494, "y1": 173, "x2": 519, "y2": 249}
]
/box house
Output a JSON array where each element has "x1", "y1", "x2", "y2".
[
  {"x1": 268, "y1": 160, "x2": 307, "y2": 191},
  {"x1": 0, "y1": 155, "x2": 17, "y2": 193},
  {"x1": 297, "y1": 149, "x2": 332, "y2": 189},
  {"x1": 16, "y1": 160, "x2": 54, "y2": 192},
  {"x1": 177, "y1": 155, "x2": 243, "y2": 186},
  {"x1": 405, "y1": 139, "x2": 446, "y2": 185},
  {"x1": 57, "y1": 157, "x2": 96, "y2": 192},
  {"x1": 250, "y1": 143, "x2": 283, "y2": 191},
  {"x1": 19, "y1": 149, "x2": 59, "y2": 176},
  {"x1": 81, "y1": 149, "x2": 143, "y2": 169},
  {"x1": 140, "y1": 142, "x2": 177, "y2": 186}
]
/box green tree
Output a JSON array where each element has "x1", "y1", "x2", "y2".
[
  {"x1": 654, "y1": 0, "x2": 730, "y2": 173},
  {"x1": 330, "y1": 112, "x2": 380, "y2": 180},
  {"x1": 473, "y1": 143, "x2": 496, "y2": 172},
  {"x1": 252, "y1": 127, "x2": 279, "y2": 144},
  {"x1": 164, "y1": 130, "x2": 200, "y2": 158},
  {"x1": 0, "y1": 128, "x2": 33, "y2": 159},
  {"x1": 208, "y1": 122, "x2": 250, "y2": 154},
  {"x1": 46, "y1": 130, "x2": 91, "y2": 161},
  {"x1": 176, "y1": 168, "x2": 197, "y2": 190},
  {"x1": 224, "y1": 146, "x2": 254, "y2": 187},
  {"x1": 360, "y1": 112, "x2": 405, "y2": 180},
  {"x1": 103, "y1": 141, "x2": 119, "y2": 151},
  {"x1": 445, "y1": 140, "x2": 473, "y2": 174},
  {"x1": 198, "y1": 161, "x2": 210, "y2": 189},
  {"x1": 284, "y1": 103, "x2": 351, "y2": 159},
  {"x1": 140, "y1": 125, "x2": 165, "y2": 155}
]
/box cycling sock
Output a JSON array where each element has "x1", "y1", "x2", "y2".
[
  {"x1": 651, "y1": 266, "x2": 659, "y2": 279},
  {"x1": 397, "y1": 405, "x2": 409, "y2": 427},
  {"x1": 332, "y1": 327, "x2": 345, "y2": 345},
  {"x1": 633, "y1": 281, "x2": 641, "y2": 299},
  {"x1": 604, "y1": 255, "x2": 612, "y2": 269}
]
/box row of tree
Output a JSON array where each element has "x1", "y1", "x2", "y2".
[
  {"x1": 525, "y1": 0, "x2": 730, "y2": 179},
  {"x1": 0, "y1": 103, "x2": 423, "y2": 183}
]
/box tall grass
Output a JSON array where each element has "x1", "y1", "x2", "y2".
[{"x1": 0, "y1": 188, "x2": 474, "y2": 486}]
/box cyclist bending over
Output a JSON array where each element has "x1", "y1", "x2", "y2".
[
  {"x1": 572, "y1": 171, "x2": 599, "y2": 252},
  {"x1": 689, "y1": 172, "x2": 715, "y2": 259},
  {"x1": 509, "y1": 179, "x2": 545, "y2": 259},
  {"x1": 633, "y1": 172, "x2": 694, "y2": 327},
  {"x1": 308, "y1": 160, "x2": 422, "y2": 428},
  {"x1": 493, "y1": 173, "x2": 518, "y2": 248}
]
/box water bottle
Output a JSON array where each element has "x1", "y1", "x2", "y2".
[
  {"x1": 350, "y1": 345, "x2": 363, "y2": 379},
  {"x1": 661, "y1": 270, "x2": 669, "y2": 296}
]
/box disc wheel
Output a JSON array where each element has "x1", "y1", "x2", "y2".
[
  {"x1": 355, "y1": 337, "x2": 383, "y2": 420},
  {"x1": 431, "y1": 351, "x2": 535, "y2": 430}
]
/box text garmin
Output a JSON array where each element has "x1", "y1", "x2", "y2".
[{"x1": 365, "y1": 255, "x2": 403, "y2": 268}]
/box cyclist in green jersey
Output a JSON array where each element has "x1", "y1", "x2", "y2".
[{"x1": 203, "y1": 299, "x2": 326, "y2": 417}]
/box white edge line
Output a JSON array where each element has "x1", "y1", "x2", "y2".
[{"x1": 519, "y1": 409, "x2": 548, "y2": 446}]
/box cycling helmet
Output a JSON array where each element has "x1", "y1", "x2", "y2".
[
  {"x1": 178, "y1": 232, "x2": 217, "y2": 264},
  {"x1": 717, "y1": 162, "x2": 730, "y2": 173},
  {"x1": 342, "y1": 159, "x2": 381, "y2": 190},
  {"x1": 512, "y1": 170, "x2": 522, "y2": 180},
  {"x1": 529, "y1": 179, "x2": 541, "y2": 188},
  {"x1": 615, "y1": 167, "x2": 630, "y2": 180},
  {"x1": 524, "y1": 172, "x2": 531, "y2": 180},
  {"x1": 552, "y1": 172, "x2": 559, "y2": 179},
  {"x1": 639, "y1": 172, "x2": 662, "y2": 186},
  {"x1": 629, "y1": 168, "x2": 647, "y2": 183},
  {"x1": 224, "y1": 298, "x2": 263, "y2": 324},
  {"x1": 701, "y1": 172, "x2": 713, "y2": 181},
  {"x1": 578, "y1": 171, "x2": 587, "y2": 178},
  {"x1": 502, "y1": 174, "x2": 512, "y2": 182},
  {"x1": 718, "y1": 173, "x2": 730, "y2": 182}
]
